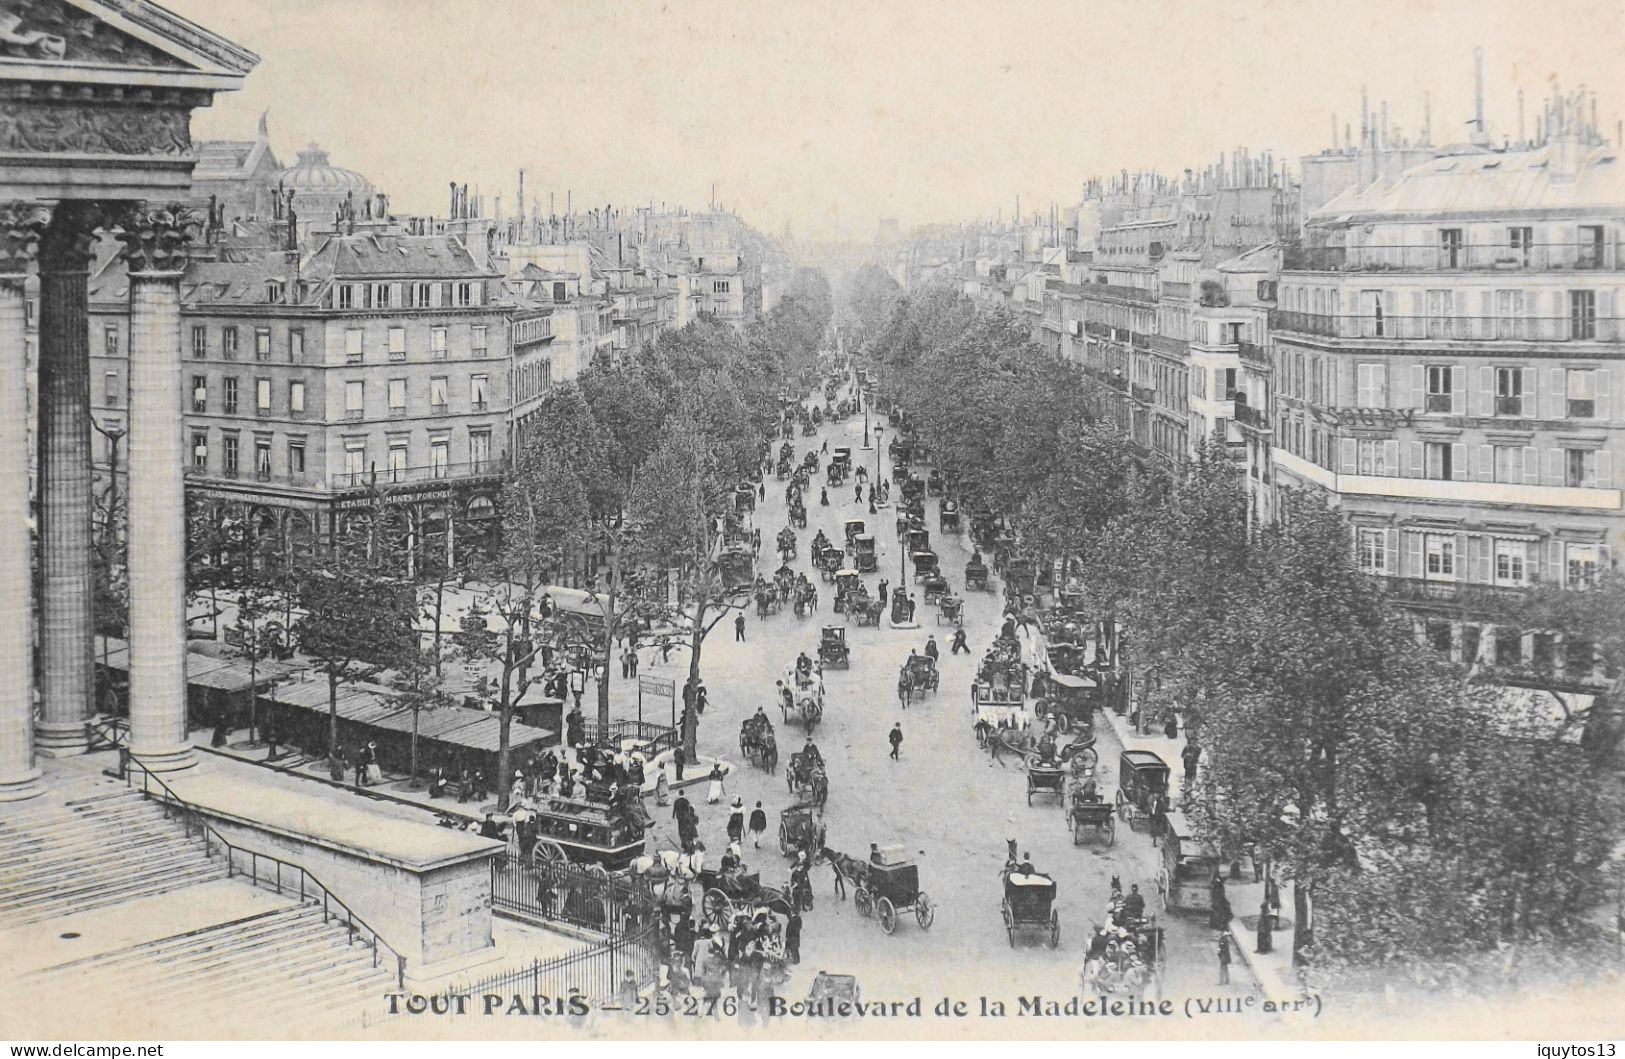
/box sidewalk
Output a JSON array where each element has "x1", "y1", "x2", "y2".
[{"x1": 1025, "y1": 623, "x2": 1306, "y2": 1005}]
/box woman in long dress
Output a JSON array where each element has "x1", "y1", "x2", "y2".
[{"x1": 706, "y1": 764, "x2": 726, "y2": 805}]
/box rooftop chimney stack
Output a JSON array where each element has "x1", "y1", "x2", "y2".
[{"x1": 1472, "y1": 47, "x2": 1488, "y2": 145}]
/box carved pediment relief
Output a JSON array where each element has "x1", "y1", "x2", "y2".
[{"x1": 0, "y1": 0, "x2": 188, "y2": 69}]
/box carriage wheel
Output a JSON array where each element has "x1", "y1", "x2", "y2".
[
  {"x1": 877, "y1": 897, "x2": 898, "y2": 935},
  {"x1": 1105, "y1": 814, "x2": 1117, "y2": 847},
  {"x1": 702, "y1": 888, "x2": 731, "y2": 925},
  {"x1": 532, "y1": 839, "x2": 568, "y2": 868},
  {"x1": 778, "y1": 822, "x2": 790, "y2": 855},
  {"x1": 1115, "y1": 789, "x2": 1127, "y2": 820},
  {"x1": 915, "y1": 892, "x2": 934, "y2": 929},
  {"x1": 854, "y1": 886, "x2": 873, "y2": 918},
  {"x1": 1050, "y1": 910, "x2": 1060, "y2": 949}
]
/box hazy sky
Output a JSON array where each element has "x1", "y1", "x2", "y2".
[{"x1": 171, "y1": 0, "x2": 1625, "y2": 242}]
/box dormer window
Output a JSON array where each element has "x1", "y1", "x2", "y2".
[{"x1": 265, "y1": 280, "x2": 285, "y2": 304}]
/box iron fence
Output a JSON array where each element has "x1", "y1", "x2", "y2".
[
  {"x1": 490, "y1": 854, "x2": 658, "y2": 937},
  {"x1": 448, "y1": 922, "x2": 663, "y2": 1003}
]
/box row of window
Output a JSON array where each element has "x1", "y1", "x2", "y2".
[
  {"x1": 189, "y1": 427, "x2": 493, "y2": 483},
  {"x1": 1334, "y1": 438, "x2": 1613, "y2": 488},
  {"x1": 188, "y1": 373, "x2": 493, "y2": 419},
  {"x1": 1280, "y1": 354, "x2": 1613, "y2": 421},
  {"x1": 175, "y1": 323, "x2": 490, "y2": 365},
  {"x1": 1354, "y1": 527, "x2": 1605, "y2": 589},
  {"x1": 331, "y1": 281, "x2": 482, "y2": 311}
]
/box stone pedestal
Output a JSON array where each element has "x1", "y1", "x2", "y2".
[
  {"x1": 0, "y1": 206, "x2": 46, "y2": 799},
  {"x1": 34, "y1": 206, "x2": 97, "y2": 757}
]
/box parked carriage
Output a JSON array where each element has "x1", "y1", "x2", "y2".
[
  {"x1": 832, "y1": 570, "x2": 864, "y2": 613},
  {"x1": 1117, "y1": 750, "x2": 1171, "y2": 830},
  {"x1": 1031, "y1": 671, "x2": 1100, "y2": 734},
  {"x1": 1001, "y1": 870, "x2": 1059, "y2": 948},
  {"x1": 936, "y1": 594, "x2": 964, "y2": 626},
  {"x1": 922, "y1": 570, "x2": 949, "y2": 604},
  {"x1": 911, "y1": 551, "x2": 939, "y2": 583},
  {"x1": 940, "y1": 500, "x2": 961, "y2": 533},
  {"x1": 843, "y1": 518, "x2": 865, "y2": 547},
  {"x1": 965, "y1": 559, "x2": 990, "y2": 592},
  {"x1": 1157, "y1": 812, "x2": 1221, "y2": 916},
  {"x1": 818, "y1": 625, "x2": 850, "y2": 670},
  {"x1": 777, "y1": 527, "x2": 798, "y2": 562},
  {"x1": 853, "y1": 852, "x2": 935, "y2": 935}
]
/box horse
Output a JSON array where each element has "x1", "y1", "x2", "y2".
[{"x1": 625, "y1": 846, "x2": 706, "y2": 882}]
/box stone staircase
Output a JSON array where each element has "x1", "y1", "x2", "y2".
[{"x1": 0, "y1": 773, "x2": 395, "y2": 1034}]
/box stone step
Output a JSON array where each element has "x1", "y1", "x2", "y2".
[
  {"x1": 36, "y1": 905, "x2": 322, "y2": 976},
  {"x1": 0, "y1": 860, "x2": 227, "y2": 926}
]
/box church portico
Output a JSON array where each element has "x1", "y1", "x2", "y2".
[{"x1": 0, "y1": 0, "x2": 257, "y2": 795}]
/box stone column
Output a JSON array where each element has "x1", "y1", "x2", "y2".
[
  {"x1": 0, "y1": 204, "x2": 48, "y2": 799},
  {"x1": 118, "y1": 206, "x2": 199, "y2": 772},
  {"x1": 34, "y1": 203, "x2": 99, "y2": 757}
]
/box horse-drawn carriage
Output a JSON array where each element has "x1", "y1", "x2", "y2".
[
  {"x1": 852, "y1": 850, "x2": 934, "y2": 935},
  {"x1": 965, "y1": 558, "x2": 990, "y2": 592},
  {"x1": 853, "y1": 533, "x2": 877, "y2": 573},
  {"x1": 818, "y1": 625, "x2": 850, "y2": 669},
  {"x1": 788, "y1": 501, "x2": 808, "y2": 529},
  {"x1": 921, "y1": 568, "x2": 949, "y2": 604},
  {"x1": 1117, "y1": 750, "x2": 1171, "y2": 832},
  {"x1": 734, "y1": 484, "x2": 756, "y2": 514},
  {"x1": 802, "y1": 450, "x2": 820, "y2": 475},
  {"x1": 911, "y1": 550, "x2": 939, "y2": 584},
  {"x1": 843, "y1": 517, "x2": 865, "y2": 549},
  {"x1": 1157, "y1": 812, "x2": 1220, "y2": 916},
  {"x1": 816, "y1": 544, "x2": 845, "y2": 581},
  {"x1": 718, "y1": 547, "x2": 755, "y2": 592},
  {"x1": 1001, "y1": 870, "x2": 1059, "y2": 949},
  {"x1": 778, "y1": 803, "x2": 826, "y2": 856},
  {"x1": 1068, "y1": 786, "x2": 1116, "y2": 846},
  {"x1": 850, "y1": 591, "x2": 884, "y2": 627},
  {"x1": 936, "y1": 593, "x2": 963, "y2": 626},
  {"x1": 740, "y1": 714, "x2": 778, "y2": 772},
  {"x1": 926, "y1": 469, "x2": 944, "y2": 496},
  {"x1": 694, "y1": 866, "x2": 800, "y2": 925},
  {"x1": 781, "y1": 666, "x2": 825, "y2": 732},
  {"x1": 775, "y1": 457, "x2": 792, "y2": 480},
  {"x1": 898, "y1": 653, "x2": 939, "y2": 705},
  {"x1": 1004, "y1": 556, "x2": 1037, "y2": 600},
  {"x1": 791, "y1": 579, "x2": 818, "y2": 619},
  {"x1": 786, "y1": 749, "x2": 829, "y2": 806},
  {"x1": 832, "y1": 570, "x2": 863, "y2": 613},
  {"x1": 1026, "y1": 760, "x2": 1066, "y2": 806},
  {"x1": 754, "y1": 579, "x2": 782, "y2": 619},
  {"x1": 1031, "y1": 670, "x2": 1100, "y2": 734},
  {"x1": 939, "y1": 499, "x2": 961, "y2": 533},
  {"x1": 905, "y1": 526, "x2": 930, "y2": 554}
]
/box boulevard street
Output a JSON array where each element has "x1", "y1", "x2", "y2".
[{"x1": 632, "y1": 386, "x2": 1253, "y2": 1005}]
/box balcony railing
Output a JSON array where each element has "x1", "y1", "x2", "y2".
[
  {"x1": 1382, "y1": 575, "x2": 1529, "y2": 611},
  {"x1": 1130, "y1": 383, "x2": 1156, "y2": 403},
  {"x1": 1269, "y1": 310, "x2": 1620, "y2": 343},
  {"x1": 1233, "y1": 401, "x2": 1270, "y2": 431},
  {"x1": 1160, "y1": 281, "x2": 1191, "y2": 300},
  {"x1": 1237, "y1": 339, "x2": 1268, "y2": 365},
  {"x1": 331, "y1": 460, "x2": 501, "y2": 490},
  {"x1": 1089, "y1": 281, "x2": 1158, "y2": 304},
  {"x1": 1084, "y1": 321, "x2": 1111, "y2": 338},
  {"x1": 1283, "y1": 241, "x2": 1620, "y2": 273}
]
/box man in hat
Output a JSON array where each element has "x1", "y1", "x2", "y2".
[
  {"x1": 735, "y1": 612, "x2": 746, "y2": 642},
  {"x1": 748, "y1": 801, "x2": 768, "y2": 848},
  {"x1": 1123, "y1": 883, "x2": 1145, "y2": 921},
  {"x1": 1217, "y1": 930, "x2": 1233, "y2": 985},
  {"x1": 889, "y1": 722, "x2": 903, "y2": 761}
]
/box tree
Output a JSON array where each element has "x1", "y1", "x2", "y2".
[
  {"x1": 227, "y1": 561, "x2": 284, "y2": 745},
  {"x1": 290, "y1": 512, "x2": 416, "y2": 773},
  {"x1": 388, "y1": 644, "x2": 453, "y2": 785},
  {"x1": 630, "y1": 421, "x2": 745, "y2": 759}
]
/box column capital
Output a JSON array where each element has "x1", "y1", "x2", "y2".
[
  {"x1": 0, "y1": 202, "x2": 52, "y2": 280},
  {"x1": 36, "y1": 201, "x2": 104, "y2": 274},
  {"x1": 113, "y1": 203, "x2": 201, "y2": 276}
]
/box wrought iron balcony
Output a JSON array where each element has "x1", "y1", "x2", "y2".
[
  {"x1": 1232, "y1": 401, "x2": 1270, "y2": 431},
  {"x1": 330, "y1": 459, "x2": 503, "y2": 491},
  {"x1": 1269, "y1": 310, "x2": 1620, "y2": 343},
  {"x1": 1236, "y1": 339, "x2": 1268, "y2": 365},
  {"x1": 1283, "y1": 241, "x2": 1621, "y2": 273}
]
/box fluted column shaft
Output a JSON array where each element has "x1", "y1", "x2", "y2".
[
  {"x1": 0, "y1": 204, "x2": 47, "y2": 798},
  {"x1": 34, "y1": 206, "x2": 97, "y2": 756},
  {"x1": 121, "y1": 207, "x2": 198, "y2": 772}
]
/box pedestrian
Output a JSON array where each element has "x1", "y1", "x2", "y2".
[
  {"x1": 854, "y1": 483, "x2": 863, "y2": 504},
  {"x1": 673, "y1": 743, "x2": 686, "y2": 781},
  {"x1": 1163, "y1": 713, "x2": 1179, "y2": 740},
  {"x1": 726, "y1": 797, "x2": 746, "y2": 843},
  {"x1": 951, "y1": 628, "x2": 968, "y2": 654},
  {"x1": 1182, "y1": 741, "x2": 1201, "y2": 786},
  {"x1": 784, "y1": 908, "x2": 802, "y2": 965},
  {"x1": 655, "y1": 763, "x2": 671, "y2": 807},
  {"x1": 628, "y1": 646, "x2": 639, "y2": 678},
  {"x1": 924, "y1": 635, "x2": 938, "y2": 662},
  {"x1": 759, "y1": 483, "x2": 766, "y2": 501},
  {"x1": 878, "y1": 579, "x2": 889, "y2": 607},
  {"x1": 696, "y1": 683, "x2": 709, "y2": 713},
  {"x1": 888, "y1": 723, "x2": 903, "y2": 761},
  {"x1": 706, "y1": 763, "x2": 726, "y2": 804},
  {"x1": 1217, "y1": 930, "x2": 1233, "y2": 985},
  {"x1": 748, "y1": 801, "x2": 767, "y2": 848}
]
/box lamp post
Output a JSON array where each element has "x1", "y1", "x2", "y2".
[{"x1": 862, "y1": 399, "x2": 871, "y2": 450}]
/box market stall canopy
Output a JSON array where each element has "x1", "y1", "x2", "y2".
[{"x1": 95, "y1": 636, "x2": 307, "y2": 692}]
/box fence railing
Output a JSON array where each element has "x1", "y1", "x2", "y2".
[
  {"x1": 490, "y1": 853, "x2": 659, "y2": 937},
  {"x1": 447, "y1": 921, "x2": 662, "y2": 1004},
  {"x1": 118, "y1": 752, "x2": 406, "y2": 988},
  {"x1": 87, "y1": 716, "x2": 129, "y2": 750},
  {"x1": 1233, "y1": 402, "x2": 1271, "y2": 431},
  {"x1": 581, "y1": 719, "x2": 677, "y2": 758},
  {"x1": 1283, "y1": 241, "x2": 1620, "y2": 273},
  {"x1": 331, "y1": 460, "x2": 502, "y2": 490},
  {"x1": 1269, "y1": 310, "x2": 1620, "y2": 343},
  {"x1": 1089, "y1": 281, "x2": 1158, "y2": 304}
]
